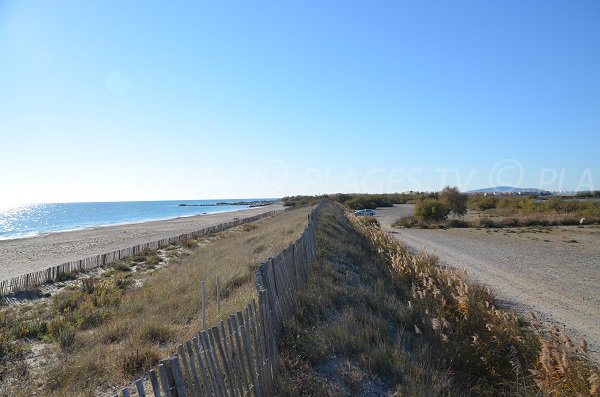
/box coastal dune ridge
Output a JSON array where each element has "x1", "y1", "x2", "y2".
[{"x1": 0, "y1": 204, "x2": 284, "y2": 284}]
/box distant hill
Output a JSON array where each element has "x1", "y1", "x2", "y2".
[{"x1": 467, "y1": 186, "x2": 550, "y2": 194}]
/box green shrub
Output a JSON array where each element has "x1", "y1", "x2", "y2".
[
  {"x1": 114, "y1": 274, "x2": 133, "y2": 290},
  {"x1": 468, "y1": 195, "x2": 498, "y2": 210},
  {"x1": 49, "y1": 318, "x2": 76, "y2": 349},
  {"x1": 54, "y1": 290, "x2": 82, "y2": 313},
  {"x1": 439, "y1": 186, "x2": 468, "y2": 215},
  {"x1": 12, "y1": 318, "x2": 48, "y2": 339},
  {"x1": 81, "y1": 277, "x2": 99, "y2": 294},
  {"x1": 0, "y1": 333, "x2": 27, "y2": 362},
  {"x1": 414, "y1": 199, "x2": 448, "y2": 221}
]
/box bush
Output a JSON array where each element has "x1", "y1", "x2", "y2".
[
  {"x1": 81, "y1": 277, "x2": 99, "y2": 294},
  {"x1": 439, "y1": 186, "x2": 468, "y2": 215},
  {"x1": 12, "y1": 318, "x2": 48, "y2": 339},
  {"x1": 468, "y1": 195, "x2": 499, "y2": 211},
  {"x1": 13, "y1": 318, "x2": 48, "y2": 339},
  {"x1": 49, "y1": 318, "x2": 75, "y2": 349},
  {"x1": 54, "y1": 290, "x2": 82, "y2": 313},
  {"x1": 414, "y1": 199, "x2": 448, "y2": 221},
  {"x1": 0, "y1": 333, "x2": 27, "y2": 362}
]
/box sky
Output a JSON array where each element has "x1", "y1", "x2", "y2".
[{"x1": 1, "y1": 1, "x2": 599, "y2": 208}]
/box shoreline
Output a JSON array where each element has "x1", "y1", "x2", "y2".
[
  {"x1": 0, "y1": 204, "x2": 284, "y2": 281},
  {"x1": 0, "y1": 205, "x2": 273, "y2": 242}
]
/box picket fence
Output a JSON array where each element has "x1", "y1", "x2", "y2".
[
  {"x1": 111, "y1": 202, "x2": 323, "y2": 397},
  {"x1": 0, "y1": 209, "x2": 282, "y2": 297}
]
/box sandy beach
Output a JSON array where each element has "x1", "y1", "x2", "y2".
[{"x1": 0, "y1": 205, "x2": 284, "y2": 281}]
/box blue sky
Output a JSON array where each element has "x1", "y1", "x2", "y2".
[{"x1": 1, "y1": 1, "x2": 599, "y2": 207}]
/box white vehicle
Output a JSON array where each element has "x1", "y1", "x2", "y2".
[{"x1": 354, "y1": 209, "x2": 376, "y2": 216}]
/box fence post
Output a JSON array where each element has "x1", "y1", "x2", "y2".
[
  {"x1": 149, "y1": 369, "x2": 162, "y2": 397},
  {"x1": 169, "y1": 357, "x2": 188, "y2": 397},
  {"x1": 134, "y1": 379, "x2": 147, "y2": 397}
]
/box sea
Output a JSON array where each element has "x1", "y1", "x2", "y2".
[{"x1": 0, "y1": 199, "x2": 276, "y2": 240}]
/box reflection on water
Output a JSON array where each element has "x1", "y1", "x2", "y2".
[{"x1": 0, "y1": 200, "x2": 273, "y2": 240}]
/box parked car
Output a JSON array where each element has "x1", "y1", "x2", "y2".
[{"x1": 354, "y1": 209, "x2": 376, "y2": 216}]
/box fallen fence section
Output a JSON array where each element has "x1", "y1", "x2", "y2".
[
  {"x1": 0, "y1": 209, "x2": 282, "y2": 297},
  {"x1": 112, "y1": 202, "x2": 323, "y2": 397}
]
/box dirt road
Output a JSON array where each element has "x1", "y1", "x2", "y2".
[{"x1": 375, "y1": 205, "x2": 600, "y2": 362}]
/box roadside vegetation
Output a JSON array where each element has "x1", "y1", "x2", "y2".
[
  {"x1": 279, "y1": 201, "x2": 600, "y2": 396},
  {"x1": 396, "y1": 193, "x2": 600, "y2": 229},
  {"x1": 0, "y1": 206, "x2": 312, "y2": 397},
  {"x1": 283, "y1": 192, "x2": 434, "y2": 210}
]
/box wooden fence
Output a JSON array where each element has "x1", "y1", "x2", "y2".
[
  {"x1": 111, "y1": 202, "x2": 323, "y2": 397},
  {"x1": 0, "y1": 209, "x2": 282, "y2": 297}
]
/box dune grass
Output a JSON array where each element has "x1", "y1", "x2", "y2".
[
  {"x1": 0, "y1": 206, "x2": 312, "y2": 397},
  {"x1": 278, "y1": 201, "x2": 600, "y2": 396}
]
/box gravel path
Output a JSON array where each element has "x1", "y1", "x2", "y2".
[
  {"x1": 0, "y1": 205, "x2": 284, "y2": 281},
  {"x1": 375, "y1": 204, "x2": 600, "y2": 362}
]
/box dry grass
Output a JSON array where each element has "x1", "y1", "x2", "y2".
[
  {"x1": 0, "y1": 206, "x2": 312, "y2": 397},
  {"x1": 280, "y1": 201, "x2": 600, "y2": 396},
  {"x1": 278, "y1": 202, "x2": 456, "y2": 396},
  {"x1": 360, "y1": 207, "x2": 600, "y2": 396},
  {"x1": 394, "y1": 214, "x2": 600, "y2": 229}
]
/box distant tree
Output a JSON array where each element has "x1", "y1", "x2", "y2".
[
  {"x1": 439, "y1": 186, "x2": 468, "y2": 216},
  {"x1": 414, "y1": 198, "x2": 448, "y2": 221}
]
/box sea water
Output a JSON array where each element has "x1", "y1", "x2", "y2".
[{"x1": 0, "y1": 199, "x2": 276, "y2": 240}]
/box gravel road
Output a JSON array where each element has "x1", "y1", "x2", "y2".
[{"x1": 375, "y1": 204, "x2": 600, "y2": 362}]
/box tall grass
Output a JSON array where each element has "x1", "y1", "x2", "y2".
[
  {"x1": 280, "y1": 201, "x2": 599, "y2": 396},
  {"x1": 355, "y1": 206, "x2": 600, "y2": 396}
]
